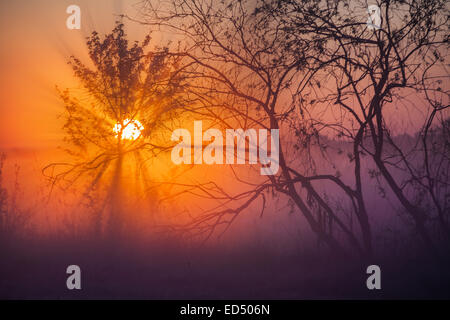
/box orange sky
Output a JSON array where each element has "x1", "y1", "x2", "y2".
[
  {"x1": 0, "y1": 0, "x2": 447, "y2": 149},
  {"x1": 0, "y1": 0, "x2": 147, "y2": 149}
]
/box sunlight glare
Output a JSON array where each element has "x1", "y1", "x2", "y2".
[{"x1": 113, "y1": 119, "x2": 144, "y2": 140}]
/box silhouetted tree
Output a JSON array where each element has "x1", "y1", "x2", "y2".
[
  {"x1": 44, "y1": 22, "x2": 187, "y2": 236},
  {"x1": 256, "y1": 0, "x2": 449, "y2": 257},
  {"x1": 133, "y1": 0, "x2": 450, "y2": 260},
  {"x1": 136, "y1": 0, "x2": 379, "y2": 258}
]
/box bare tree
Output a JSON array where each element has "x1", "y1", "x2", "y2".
[
  {"x1": 256, "y1": 0, "x2": 449, "y2": 257},
  {"x1": 134, "y1": 0, "x2": 382, "y2": 258}
]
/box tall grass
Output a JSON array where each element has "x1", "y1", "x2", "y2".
[{"x1": 0, "y1": 153, "x2": 32, "y2": 241}]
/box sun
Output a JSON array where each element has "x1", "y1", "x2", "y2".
[{"x1": 113, "y1": 119, "x2": 144, "y2": 140}]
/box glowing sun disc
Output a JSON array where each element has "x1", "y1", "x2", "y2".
[{"x1": 113, "y1": 119, "x2": 144, "y2": 140}]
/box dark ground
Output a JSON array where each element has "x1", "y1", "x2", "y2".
[{"x1": 1, "y1": 234, "x2": 449, "y2": 300}]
